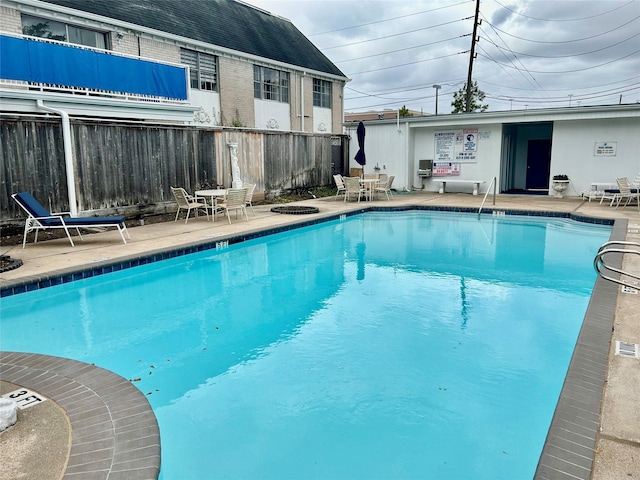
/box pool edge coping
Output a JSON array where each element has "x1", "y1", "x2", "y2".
[
  {"x1": 534, "y1": 218, "x2": 626, "y2": 479},
  {"x1": 0, "y1": 351, "x2": 160, "y2": 480}
]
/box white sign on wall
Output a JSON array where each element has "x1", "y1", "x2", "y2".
[
  {"x1": 594, "y1": 141, "x2": 617, "y2": 156},
  {"x1": 434, "y1": 129, "x2": 478, "y2": 163},
  {"x1": 435, "y1": 132, "x2": 455, "y2": 161}
]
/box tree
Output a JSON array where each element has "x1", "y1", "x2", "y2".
[
  {"x1": 398, "y1": 105, "x2": 413, "y2": 118},
  {"x1": 451, "y1": 81, "x2": 488, "y2": 113}
]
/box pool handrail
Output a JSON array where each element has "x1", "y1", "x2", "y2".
[
  {"x1": 594, "y1": 240, "x2": 640, "y2": 288},
  {"x1": 478, "y1": 176, "x2": 497, "y2": 219}
]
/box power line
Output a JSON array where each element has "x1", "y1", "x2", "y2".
[
  {"x1": 481, "y1": 31, "x2": 640, "y2": 58},
  {"x1": 477, "y1": 76, "x2": 640, "y2": 93},
  {"x1": 320, "y1": 16, "x2": 472, "y2": 50},
  {"x1": 333, "y1": 34, "x2": 470, "y2": 63},
  {"x1": 477, "y1": 15, "x2": 546, "y2": 98},
  {"x1": 484, "y1": 15, "x2": 640, "y2": 44},
  {"x1": 486, "y1": 84, "x2": 640, "y2": 104},
  {"x1": 492, "y1": 0, "x2": 637, "y2": 22},
  {"x1": 345, "y1": 51, "x2": 467, "y2": 76},
  {"x1": 309, "y1": 0, "x2": 469, "y2": 36},
  {"x1": 477, "y1": 49, "x2": 640, "y2": 74}
]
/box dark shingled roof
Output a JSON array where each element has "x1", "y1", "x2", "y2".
[{"x1": 42, "y1": 0, "x2": 346, "y2": 78}]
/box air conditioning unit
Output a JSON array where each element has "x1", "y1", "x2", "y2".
[{"x1": 418, "y1": 159, "x2": 433, "y2": 177}]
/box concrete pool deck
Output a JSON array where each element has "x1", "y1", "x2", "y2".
[{"x1": 0, "y1": 191, "x2": 638, "y2": 479}]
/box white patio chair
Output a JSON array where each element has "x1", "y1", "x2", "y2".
[
  {"x1": 171, "y1": 187, "x2": 209, "y2": 223},
  {"x1": 333, "y1": 174, "x2": 346, "y2": 200},
  {"x1": 243, "y1": 183, "x2": 256, "y2": 215},
  {"x1": 374, "y1": 175, "x2": 395, "y2": 201},
  {"x1": 343, "y1": 176, "x2": 365, "y2": 202},
  {"x1": 218, "y1": 188, "x2": 249, "y2": 223},
  {"x1": 615, "y1": 177, "x2": 639, "y2": 211}
]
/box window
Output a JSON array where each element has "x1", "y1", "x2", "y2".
[
  {"x1": 313, "y1": 78, "x2": 332, "y2": 108},
  {"x1": 21, "y1": 14, "x2": 106, "y2": 49},
  {"x1": 253, "y1": 66, "x2": 289, "y2": 103},
  {"x1": 180, "y1": 49, "x2": 218, "y2": 91}
]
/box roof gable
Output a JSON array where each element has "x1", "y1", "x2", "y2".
[{"x1": 42, "y1": 0, "x2": 345, "y2": 78}]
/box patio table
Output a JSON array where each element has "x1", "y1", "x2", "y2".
[
  {"x1": 195, "y1": 189, "x2": 227, "y2": 221},
  {"x1": 360, "y1": 178, "x2": 379, "y2": 201}
]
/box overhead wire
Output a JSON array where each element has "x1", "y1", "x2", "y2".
[
  {"x1": 481, "y1": 31, "x2": 640, "y2": 58},
  {"x1": 478, "y1": 49, "x2": 640, "y2": 74},
  {"x1": 320, "y1": 17, "x2": 473, "y2": 50},
  {"x1": 492, "y1": 0, "x2": 637, "y2": 22},
  {"x1": 485, "y1": 15, "x2": 640, "y2": 44},
  {"x1": 334, "y1": 34, "x2": 470, "y2": 63},
  {"x1": 308, "y1": 0, "x2": 469, "y2": 36}
]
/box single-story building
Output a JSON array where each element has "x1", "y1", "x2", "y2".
[{"x1": 346, "y1": 104, "x2": 640, "y2": 197}]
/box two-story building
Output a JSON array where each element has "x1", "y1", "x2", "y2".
[{"x1": 0, "y1": 0, "x2": 348, "y2": 133}]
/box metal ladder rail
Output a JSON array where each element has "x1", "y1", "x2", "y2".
[
  {"x1": 478, "y1": 176, "x2": 497, "y2": 219},
  {"x1": 594, "y1": 241, "x2": 640, "y2": 288}
]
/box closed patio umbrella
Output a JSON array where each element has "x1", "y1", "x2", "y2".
[{"x1": 355, "y1": 121, "x2": 366, "y2": 174}]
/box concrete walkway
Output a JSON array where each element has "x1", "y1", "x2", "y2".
[{"x1": 1, "y1": 191, "x2": 638, "y2": 479}]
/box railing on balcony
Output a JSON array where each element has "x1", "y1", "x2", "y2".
[{"x1": 0, "y1": 33, "x2": 189, "y2": 104}]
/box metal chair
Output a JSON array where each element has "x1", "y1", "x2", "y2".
[
  {"x1": 171, "y1": 187, "x2": 209, "y2": 223},
  {"x1": 333, "y1": 174, "x2": 346, "y2": 200},
  {"x1": 218, "y1": 188, "x2": 249, "y2": 223}
]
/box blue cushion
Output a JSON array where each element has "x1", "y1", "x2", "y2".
[
  {"x1": 15, "y1": 192, "x2": 125, "y2": 226},
  {"x1": 64, "y1": 216, "x2": 125, "y2": 226}
]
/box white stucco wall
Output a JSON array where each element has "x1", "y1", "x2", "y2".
[
  {"x1": 412, "y1": 124, "x2": 503, "y2": 194},
  {"x1": 313, "y1": 107, "x2": 332, "y2": 134},
  {"x1": 346, "y1": 122, "x2": 409, "y2": 190},
  {"x1": 188, "y1": 89, "x2": 221, "y2": 126},
  {"x1": 550, "y1": 117, "x2": 640, "y2": 194},
  {"x1": 344, "y1": 107, "x2": 640, "y2": 197},
  {"x1": 254, "y1": 99, "x2": 291, "y2": 131}
]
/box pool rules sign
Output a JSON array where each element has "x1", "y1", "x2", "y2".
[{"x1": 434, "y1": 129, "x2": 478, "y2": 163}]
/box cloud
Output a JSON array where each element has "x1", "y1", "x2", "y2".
[{"x1": 244, "y1": 0, "x2": 640, "y2": 113}]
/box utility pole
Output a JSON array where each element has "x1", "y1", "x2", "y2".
[{"x1": 465, "y1": 0, "x2": 481, "y2": 112}]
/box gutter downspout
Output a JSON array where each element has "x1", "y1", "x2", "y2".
[
  {"x1": 36, "y1": 100, "x2": 78, "y2": 216},
  {"x1": 300, "y1": 72, "x2": 305, "y2": 132}
]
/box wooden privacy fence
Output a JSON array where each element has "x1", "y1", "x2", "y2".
[{"x1": 0, "y1": 115, "x2": 347, "y2": 224}]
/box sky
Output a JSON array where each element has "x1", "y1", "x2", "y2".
[{"x1": 243, "y1": 0, "x2": 640, "y2": 114}]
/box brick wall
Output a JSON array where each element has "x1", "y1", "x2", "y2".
[
  {"x1": 0, "y1": 6, "x2": 23, "y2": 33},
  {"x1": 138, "y1": 38, "x2": 180, "y2": 64},
  {"x1": 218, "y1": 57, "x2": 255, "y2": 127},
  {"x1": 110, "y1": 33, "x2": 139, "y2": 57}
]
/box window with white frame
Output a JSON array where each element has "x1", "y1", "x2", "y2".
[
  {"x1": 253, "y1": 66, "x2": 289, "y2": 103},
  {"x1": 313, "y1": 78, "x2": 332, "y2": 108},
  {"x1": 180, "y1": 49, "x2": 218, "y2": 91},
  {"x1": 21, "y1": 14, "x2": 107, "y2": 49}
]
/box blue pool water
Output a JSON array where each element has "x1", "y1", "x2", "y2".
[{"x1": 1, "y1": 211, "x2": 611, "y2": 479}]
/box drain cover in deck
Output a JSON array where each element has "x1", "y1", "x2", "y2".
[{"x1": 270, "y1": 206, "x2": 319, "y2": 215}]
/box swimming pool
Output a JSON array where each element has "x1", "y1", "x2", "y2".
[{"x1": 0, "y1": 211, "x2": 612, "y2": 479}]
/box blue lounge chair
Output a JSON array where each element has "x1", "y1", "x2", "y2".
[{"x1": 12, "y1": 192, "x2": 130, "y2": 247}]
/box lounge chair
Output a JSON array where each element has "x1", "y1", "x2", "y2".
[
  {"x1": 12, "y1": 192, "x2": 130, "y2": 248},
  {"x1": 171, "y1": 187, "x2": 210, "y2": 223},
  {"x1": 615, "y1": 177, "x2": 639, "y2": 211}
]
